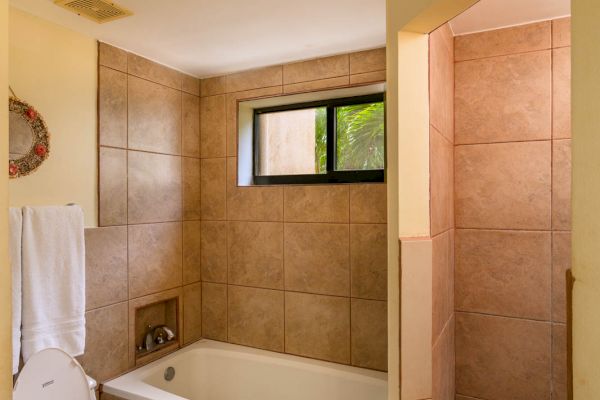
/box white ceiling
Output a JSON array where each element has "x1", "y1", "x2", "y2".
[
  {"x1": 10, "y1": 0, "x2": 385, "y2": 78},
  {"x1": 450, "y1": 0, "x2": 571, "y2": 35}
]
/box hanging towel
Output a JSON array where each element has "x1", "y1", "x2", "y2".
[
  {"x1": 21, "y1": 206, "x2": 86, "y2": 362},
  {"x1": 9, "y1": 207, "x2": 22, "y2": 375}
]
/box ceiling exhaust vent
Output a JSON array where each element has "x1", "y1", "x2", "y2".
[{"x1": 54, "y1": 0, "x2": 133, "y2": 24}]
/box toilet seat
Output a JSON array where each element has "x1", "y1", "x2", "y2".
[{"x1": 13, "y1": 348, "x2": 94, "y2": 400}]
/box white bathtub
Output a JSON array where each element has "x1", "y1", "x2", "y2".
[{"x1": 103, "y1": 340, "x2": 387, "y2": 400}]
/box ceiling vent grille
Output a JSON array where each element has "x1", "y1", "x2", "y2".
[{"x1": 54, "y1": 0, "x2": 133, "y2": 24}]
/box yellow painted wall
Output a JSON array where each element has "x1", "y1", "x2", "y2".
[
  {"x1": 572, "y1": 1, "x2": 600, "y2": 397},
  {"x1": 8, "y1": 7, "x2": 97, "y2": 226},
  {"x1": 0, "y1": 0, "x2": 12, "y2": 397}
]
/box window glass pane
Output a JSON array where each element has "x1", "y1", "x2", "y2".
[
  {"x1": 336, "y1": 101, "x2": 385, "y2": 171},
  {"x1": 257, "y1": 107, "x2": 327, "y2": 176}
]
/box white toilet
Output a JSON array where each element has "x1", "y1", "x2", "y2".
[{"x1": 13, "y1": 348, "x2": 97, "y2": 400}]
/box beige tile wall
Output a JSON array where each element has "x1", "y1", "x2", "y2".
[
  {"x1": 81, "y1": 42, "x2": 202, "y2": 383},
  {"x1": 199, "y1": 48, "x2": 388, "y2": 371},
  {"x1": 454, "y1": 18, "x2": 571, "y2": 400}
]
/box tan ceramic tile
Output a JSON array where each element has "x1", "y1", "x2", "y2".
[
  {"x1": 128, "y1": 76, "x2": 182, "y2": 155},
  {"x1": 455, "y1": 141, "x2": 551, "y2": 229},
  {"x1": 455, "y1": 396, "x2": 480, "y2": 400},
  {"x1": 351, "y1": 299, "x2": 387, "y2": 370},
  {"x1": 183, "y1": 221, "x2": 201, "y2": 285},
  {"x1": 99, "y1": 66, "x2": 127, "y2": 148},
  {"x1": 284, "y1": 185, "x2": 349, "y2": 223},
  {"x1": 349, "y1": 184, "x2": 387, "y2": 223},
  {"x1": 200, "y1": 158, "x2": 227, "y2": 220},
  {"x1": 455, "y1": 312, "x2": 551, "y2": 400},
  {"x1": 283, "y1": 54, "x2": 349, "y2": 84},
  {"x1": 79, "y1": 302, "x2": 129, "y2": 382},
  {"x1": 430, "y1": 127, "x2": 454, "y2": 236},
  {"x1": 98, "y1": 42, "x2": 127, "y2": 72},
  {"x1": 455, "y1": 51, "x2": 551, "y2": 144},
  {"x1": 432, "y1": 230, "x2": 454, "y2": 342},
  {"x1": 552, "y1": 323, "x2": 568, "y2": 400},
  {"x1": 350, "y1": 224, "x2": 387, "y2": 300},
  {"x1": 228, "y1": 221, "x2": 283, "y2": 289},
  {"x1": 553, "y1": 47, "x2": 571, "y2": 139},
  {"x1": 285, "y1": 292, "x2": 350, "y2": 364},
  {"x1": 283, "y1": 76, "x2": 350, "y2": 94},
  {"x1": 553, "y1": 17, "x2": 571, "y2": 48},
  {"x1": 284, "y1": 223, "x2": 349, "y2": 296},
  {"x1": 99, "y1": 147, "x2": 127, "y2": 226},
  {"x1": 454, "y1": 21, "x2": 551, "y2": 61},
  {"x1": 432, "y1": 316, "x2": 455, "y2": 400},
  {"x1": 201, "y1": 282, "x2": 227, "y2": 341},
  {"x1": 226, "y1": 157, "x2": 283, "y2": 221},
  {"x1": 101, "y1": 393, "x2": 127, "y2": 400},
  {"x1": 183, "y1": 283, "x2": 202, "y2": 344},
  {"x1": 183, "y1": 157, "x2": 201, "y2": 220},
  {"x1": 455, "y1": 229, "x2": 551, "y2": 320},
  {"x1": 553, "y1": 139, "x2": 572, "y2": 230},
  {"x1": 182, "y1": 93, "x2": 200, "y2": 157},
  {"x1": 128, "y1": 53, "x2": 182, "y2": 89},
  {"x1": 349, "y1": 71, "x2": 386, "y2": 85},
  {"x1": 128, "y1": 151, "x2": 182, "y2": 224},
  {"x1": 201, "y1": 76, "x2": 227, "y2": 97},
  {"x1": 429, "y1": 24, "x2": 454, "y2": 142},
  {"x1": 225, "y1": 65, "x2": 282, "y2": 93},
  {"x1": 228, "y1": 285, "x2": 284, "y2": 351},
  {"x1": 200, "y1": 95, "x2": 227, "y2": 158},
  {"x1": 182, "y1": 75, "x2": 200, "y2": 96},
  {"x1": 349, "y1": 48, "x2": 386, "y2": 75},
  {"x1": 85, "y1": 226, "x2": 127, "y2": 310},
  {"x1": 200, "y1": 221, "x2": 227, "y2": 283},
  {"x1": 552, "y1": 232, "x2": 571, "y2": 323},
  {"x1": 128, "y1": 223, "x2": 183, "y2": 298},
  {"x1": 226, "y1": 87, "x2": 284, "y2": 157}
]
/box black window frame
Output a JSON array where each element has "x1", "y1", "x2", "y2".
[{"x1": 252, "y1": 93, "x2": 385, "y2": 185}]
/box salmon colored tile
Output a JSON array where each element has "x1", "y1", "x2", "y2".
[
  {"x1": 201, "y1": 283, "x2": 227, "y2": 341},
  {"x1": 351, "y1": 299, "x2": 387, "y2": 371},
  {"x1": 455, "y1": 229, "x2": 551, "y2": 320},
  {"x1": 128, "y1": 53, "x2": 182, "y2": 90},
  {"x1": 283, "y1": 54, "x2": 349, "y2": 84},
  {"x1": 430, "y1": 127, "x2": 454, "y2": 236},
  {"x1": 283, "y1": 76, "x2": 349, "y2": 94},
  {"x1": 350, "y1": 224, "x2": 387, "y2": 300},
  {"x1": 432, "y1": 316, "x2": 455, "y2": 400},
  {"x1": 182, "y1": 93, "x2": 200, "y2": 157},
  {"x1": 553, "y1": 139, "x2": 572, "y2": 230},
  {"x1": 349, "y1": 184, "x2": 387, "y2": 223},
  {"x1": 182, "y1": 74, "x2": 200, "y2": 96},
  {"x1": 183, "y1": 221, "x2": 201, "y2": 285},
  {"x1": 285, "y1": 292, "x2": 350, "y2": 364},
  {"x1": 455, "y1": 312, "x2": 551, "y2": 400},
  {"x1": 349, "y1": 71, "x2": 386, "y2": 85},
  {"x1": 99, "y1": 66, "x2": 127, "y2": 148},
  {"x1": 183, "y1": 157, "x2": 201, "y2": 220},
  {"x1": 284, "y1": 185, "x2": 349, "y2": 223},
  {"x1": 99, "y1": 147, "x2": 127, "y2": 226},
  {"x1": 228, "y1": 221, "x2": 283, "y2": 289},
  {"x1": 200, "y1": 158, "x2": 227, "y2": 220},
  {"x1": 228, "y1": 285, "x2": 284, "y2": 351},
  {"x1": 200, "y1": 95, "x2": 227, "y2": 158},
  {"x1": 553, "y1": 47, "x2": 571, "y2": 139},
  {"x1": 552, "y1": 17, "x2": 571, "y2": 48},
  {"x1": 552, "y1": 323, "x2": 568, "y2": 400},
  {"x1": 429, "y1": 24, "x2": 454, "y2": 142},
  {"x1": 183, "y1": 283, "x2": 202, "y2": 344},
  {"x1": 201, "y1": 76, "x2": 227, "y2": 97},
  {"x1": 200, "y1": 221, "x2": 227, "y2": 283},
  {"x1": 349, "y1": 48, "x2": 386, "y2": 74},
  {"x1": 225, "y1": 65, "x2": 282, "y2": 93},
  {"x1": 455, "y1": 51, "x2": 551, "y2": 144},
  {"x1": 455, "y1": 141, "x2": 551, "y2": 229},
  {"x1": 432, "y1": 230, "x2": 454, "y2": 342},
  {"x1": 284, "y1": 223, "x2": 349, "y2": 296},
  {"x1": 454, "y1": 21, "x2": 551, "y2": 61},
  {"x1": 98, "y1": 42, "x2": 127, "y2": 72},
  {"x1": 552, "y1": 232, "x2": 571, "y2": 323}
]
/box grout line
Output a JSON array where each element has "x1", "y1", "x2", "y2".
[
  {"x1": 455, "y1": 138, "x2": 553, "y2": 147},
  {"x1": 455, "y1": 227, "x2": 554, "y2": 233},
  {"x1": 455, "y1": 310, "x2": 553, "y2": 324},
  {"x1": 455, "y1": 47, "x2": 552, "y2": 64}
]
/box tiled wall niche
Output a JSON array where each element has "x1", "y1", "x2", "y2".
[
  {"x1": 454, "y1": 18, "x2": 571, "y2": 400},
  {"x1": 199, "y1": 48, "x2": 388, "y2": 371}
]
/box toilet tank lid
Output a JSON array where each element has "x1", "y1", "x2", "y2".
[{"x1": 13, "y1": 348, "x2": 91, "y2": 400}]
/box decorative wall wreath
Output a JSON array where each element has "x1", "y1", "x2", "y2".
[{"x1": 8, "y1": 95, "x2": 50, "y2": 179}]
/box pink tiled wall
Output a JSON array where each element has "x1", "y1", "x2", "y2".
[{"x1": 454, "y1": 18, "x2": 571, "y2": 400}]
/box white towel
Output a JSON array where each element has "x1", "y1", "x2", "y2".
[
  {"x1": 21, "y1": 206, "x2": 86, "y2": 362},
  {"x1": 9, "y1": 207, "x2": 22, "y2": 375}
]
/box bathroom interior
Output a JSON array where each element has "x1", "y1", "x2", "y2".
[{"x1": 1, "y1": 0, "x2": 581, "y2": 399}]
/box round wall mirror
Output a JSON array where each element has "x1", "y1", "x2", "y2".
[{"x1": 8, "y1": 97, "x2": 50, "y2": 178}]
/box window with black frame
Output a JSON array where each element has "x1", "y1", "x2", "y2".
[{"x1": 252, "y1": 93, "x2": 385, "y2": 185}]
